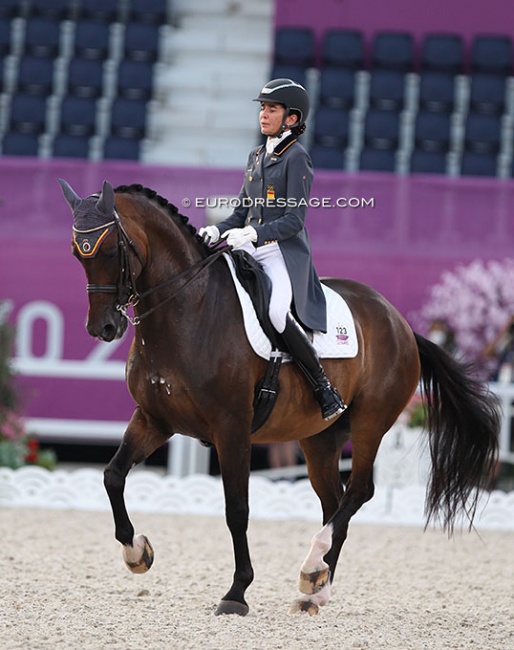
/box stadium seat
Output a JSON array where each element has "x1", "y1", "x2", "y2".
[
  {"x1": 66, "y1": 57, "x2": 105, "y2": 98},
  {"x1": 409, "y1": 149, "x2": 447, "y2": 174},
  {"x1": 77, "y1": 0, "x2": 122, "y2": 23},
  {"x1": 1, "y1": 131, "x2": 40, "y2": 156},
  {"x1": 471, "y1": 35, "x2": 513, "y2": 76},
  {"x1": 73, "y1": 20, "x2": 111, "y2": 60},
  {"x1": 463, "y1": 112, "x2": 502, "y2": 154},
  {"x1": 371, "y1": 31, "x2": 414, "y2": 72},
  {"x1": 51, "y1": 133, "x2": 91, "y2": 158},
  {"x1": 414, "y1": 111, "x2": 451, "y2": 151},
  {"x1": 269, "y1": 64, "x2": 307, "y2": 88},
  {"x1": 359, "y1": 148, "x2": 397, "y2": 172},
  {"x1": 369, "y1": 69, "x2": 406, "y2": 110},
  {"x1": 26, "y1": 0, "x2": 76, "y2": 20},
  {"x1": 59, "y1": 96, "x2": 98, "y2": 136},
  {"x1": 418, "y1": 71, "x2": 456, "y2": 113},
  {"x1": 421, "y1": 33, "x2": 464, "y2": 75},
  {"x1": 460, "y1": 151, "x2": 498, "y2": 176},
  {"x1": 321, "y1": 29, "x2": 364, "y2": 70},
  {"x1": 0, "y1": 0, "x2": 23, "y2": 19},
  {"x1": 273, "y1": 27, "x2": 315, "y2": 68},
  {"x1": 123, "y1": 23, "x2": 161, "y2": 62},
  {"x1": 312, "y1": 106, "x2": 350, "y2": 148},
  {"x1": 128, "y1": 0, "x2": 169, "y2": 25},
  {"x1": 9, "y1": 93, "x2": 48, "y2": 133},
  {"x1": 23, "y1": 17, "x2": 62, "y2": 58},
  {"x1": 0, "y1": 57, "x2": 6, "y2": 92},
  {"x1": 469, "y1": 73, "x2": 507, "y2": 115},
  {"x1": 116, "y1": 59, "x2": 154, "y2": 100},
  {"x1": 318, "y1": 68, "x2": 356, "y2": 109},
  {"x1": 363, "y1": 109, "x2": 401, "y2": 150},
  {"x1": 102, "y1": 135, "x2": 141, "y2": 160},
  {"x1": 0, "y1": 17, "x2": 12, "y2": 57},
  {"x1": 16, "y1": 55, "x2": 55, "y2": 95},
  {"x1": 309, "y1": 144, "x2": 345, "y2": 170},
  {"x1": 109, "y1": 97, "x2": 147, "y2": 138}
]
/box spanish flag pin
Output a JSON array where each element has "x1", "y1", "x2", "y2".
[{"x1": 267, "y1": 184, "x2": 275, "y2": 200}]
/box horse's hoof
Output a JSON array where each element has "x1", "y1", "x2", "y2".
[
  {"x1": 288, "y1": 598, "x2": 320, "y2": 616},
  {"x1": 214, "y1": 600, "x2": 249, "y2": 616},
  {"x1": 299, "y1": 567, "x2": 330, "y2": 595},
  {"x1": 123, "y1": 534, "x2": 154, "y2": 574}
]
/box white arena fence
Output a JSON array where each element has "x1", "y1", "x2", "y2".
[{"x1": 1, "y1": 381, "x2": 514, "y2": 529}]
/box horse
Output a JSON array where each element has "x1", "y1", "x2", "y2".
[{"x1": 58, "y1": 178, "x2": 500, "y2": 616}]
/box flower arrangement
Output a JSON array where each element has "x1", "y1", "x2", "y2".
[
  {"x1": 411, "y1": 258, "x2": 514, "y2": 378},
  {"x1": 0, "y1": 305, "x2": 56, "y2": 470}
]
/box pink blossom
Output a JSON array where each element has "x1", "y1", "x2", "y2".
[
  {"x1": 411, "y1": 257, "x2": 514, "y2": 378},
  {"x1": 0, "y1": 409, "x2": 27, "y2": 442}
]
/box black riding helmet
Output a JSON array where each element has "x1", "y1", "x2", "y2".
[{"x1": 254, "y1": 78, "x2": 310, "y2": 135}]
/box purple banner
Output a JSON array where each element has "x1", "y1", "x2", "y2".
[{"x1": 1, "y1": 157, "x2": 514, "y2": 437}]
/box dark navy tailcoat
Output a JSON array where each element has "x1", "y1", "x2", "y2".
[{"x1": 216, "y1": 134, "x2": 327, "y2": 332}]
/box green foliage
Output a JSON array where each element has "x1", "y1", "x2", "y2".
[{"x1": 0, "y1": 317, "x2": 18, "y2": 413}]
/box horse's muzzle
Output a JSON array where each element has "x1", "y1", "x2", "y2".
[{"x1": 87, "y1": 309, "x2": 128, "y2": 341}]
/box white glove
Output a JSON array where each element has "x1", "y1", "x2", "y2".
[
  {"x1": 198, "y1": 225, "x2": 220, "y2": 245},
  {"x1": 222, "y1": 226, "x2": 258, "y2": 249}
]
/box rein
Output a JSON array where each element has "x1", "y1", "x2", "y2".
[
  {"x1": 118, "y1": 245, "x2": 227, "y2": 325},
  {"x1": 84, "y1": 207, "x2": 228, "y2": 326}
]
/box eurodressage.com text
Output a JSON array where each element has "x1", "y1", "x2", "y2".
[{"x1": 187, "y1": 196, "x2": 376, "y2": 209}]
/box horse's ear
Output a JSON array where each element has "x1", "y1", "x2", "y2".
[
  {"x1": 58, "y1": 178, "x2": 82, "y2": 211},
  {"x1": 96, "y1": 180, "x2": 115, "y2": 216}
]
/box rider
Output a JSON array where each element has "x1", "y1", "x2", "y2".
[{"x1": 199, "y1": 78, "x2": 345, "y2": 421}]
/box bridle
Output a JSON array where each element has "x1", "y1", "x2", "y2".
[{"x1": 77, "y1": 204, "x2": 227, "y2": 326}]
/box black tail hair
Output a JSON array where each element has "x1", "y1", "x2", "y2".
[{"x1": 415, "y1": 333, "x2": 500, "y2": 533}]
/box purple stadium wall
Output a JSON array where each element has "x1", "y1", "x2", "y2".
[{"x1": 1, "y1": 158, "x2": 514, "y2": 436}]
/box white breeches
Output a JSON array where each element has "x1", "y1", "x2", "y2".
[{"x1": 238, "y1": 241, "x2": 292, "y2": 333}]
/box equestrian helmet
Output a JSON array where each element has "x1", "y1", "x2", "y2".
[{"x1": 254, "y1": 78, "x2": 310, "y2": 126}]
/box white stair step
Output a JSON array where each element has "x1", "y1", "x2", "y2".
[
  {"x1": 160, "y1": 63, "x2": 267, "y2": 92},
  {"x1": 174, "y1": 0, "x2": 273, "y2": 18},
  {"x1": 180, "y1": 14, "x2": 271, "y2": 34}
]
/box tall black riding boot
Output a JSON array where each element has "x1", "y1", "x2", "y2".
[{"x1": 280, "y1": 313, "x2": 346, "y2": 421}]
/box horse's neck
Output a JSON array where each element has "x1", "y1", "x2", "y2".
[{"x1": 133, "y1": 243, "x2": 242, "y2": 355}]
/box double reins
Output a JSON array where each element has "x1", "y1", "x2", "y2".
[{"x1": 84, "y1": 208, "x2": 228, "y2": 326}]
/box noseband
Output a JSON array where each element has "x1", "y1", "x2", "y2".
[{"x1": 75, "y1": 201, "x2": 226, "y2": 326}]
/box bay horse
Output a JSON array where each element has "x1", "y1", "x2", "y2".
[{"x1": 59, "y1": 179, "x2": 500, "y2": 616}]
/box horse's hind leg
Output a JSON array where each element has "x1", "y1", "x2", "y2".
[
  {"x1": 291, "y1": 416, "x2": 385, "y2": 615},
  {"x1": 103, "y1": 406, "x2": 170, "y2": 573},
  {"x1": 288, "y1": 418, "x2": 348, "y2": 615}
]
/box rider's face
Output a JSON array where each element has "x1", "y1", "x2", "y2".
[{"x1": 259, "y1": 102, "x2": 288, "y2": 136}]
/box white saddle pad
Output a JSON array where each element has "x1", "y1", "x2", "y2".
[{"x1": 224, "y1": 253, "x2": 359, "y2": 361}]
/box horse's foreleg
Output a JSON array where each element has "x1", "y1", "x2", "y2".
[
  {"x1": 103, "y1": 407, "x2": 170, "y2": 574},
  {"x1": 214, "y1": 434, "x2": 254, "y2": 616}
]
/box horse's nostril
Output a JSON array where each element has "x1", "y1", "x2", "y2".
[{"x1": 102, "y1": 324, "x2": 117, "y2": 341}]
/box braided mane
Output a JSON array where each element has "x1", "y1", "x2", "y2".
[{"x1": 114, "y1": 184, "x2": 204, "y2": 245}]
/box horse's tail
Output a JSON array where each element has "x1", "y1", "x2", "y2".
[{"x1": 414, "y1": 332, "x2": 500, "y2": 533}]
